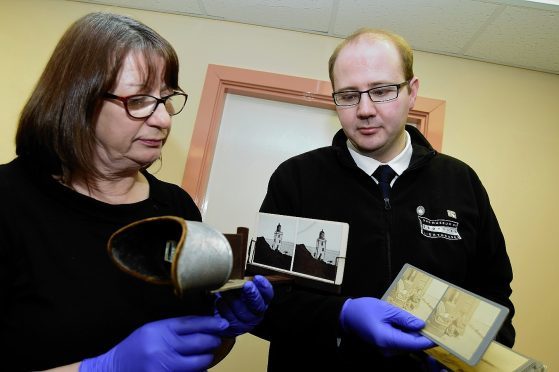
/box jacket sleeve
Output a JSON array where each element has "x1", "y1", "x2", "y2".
[{"x1": 467, "y1": 170, "x2": 515, "y2": 347}]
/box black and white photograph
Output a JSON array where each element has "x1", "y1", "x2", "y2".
[{"x1": 248, "y1": 212, "x2": 348, "y2": 284}]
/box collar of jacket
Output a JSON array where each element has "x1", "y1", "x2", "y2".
[{"x1": 331, "y1": 124, "x2": 437, "y2": 171}]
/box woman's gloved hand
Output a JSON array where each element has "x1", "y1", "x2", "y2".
[
  {"x1": 79, "y1": 315, "x2": 228, "y2": 372},
  {"x1": 214, "y1": 275, "x2": 274, "y2": 338}
]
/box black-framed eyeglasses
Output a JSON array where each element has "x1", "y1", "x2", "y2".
[
  {"x1": 332, "y1": 81, "x2": 410, "y2": 107},
  {"x1": 104, "y1": 91, "x2": 188, "y2": 119}
]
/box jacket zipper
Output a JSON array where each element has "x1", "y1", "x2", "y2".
[
  {"x1": 383, "y1": 197, "x2": 391, "y2": 210},
  {"x1": 385, "y1": 198, "x2": 392, "y2": 282}
]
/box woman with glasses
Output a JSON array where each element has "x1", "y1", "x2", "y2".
[{"x1": 0, "y1": 12, "x2": 272, "y2": 372}]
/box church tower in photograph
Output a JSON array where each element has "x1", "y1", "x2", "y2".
[
  {"x1": 314, "y1": 229, "x2": 326, "y2": 261},
  {"x1": 272, "y1": 223, "x2": 283, "y2": 251}
]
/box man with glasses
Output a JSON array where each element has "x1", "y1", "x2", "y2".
[{"x1": 249, "y1": 28, "x2": 515, "y2": 371}]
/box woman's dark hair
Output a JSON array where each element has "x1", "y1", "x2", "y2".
[{"x1": 16, "y1": 12, "x2": 181, "y2": 183}]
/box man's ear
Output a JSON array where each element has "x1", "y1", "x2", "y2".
[{"x1": 407, "y1": 76, "x2": 419, "y2": 110}]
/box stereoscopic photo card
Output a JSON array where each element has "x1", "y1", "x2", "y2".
[
  {"x1": 382, "y1": 264, "x2": 509, "y2": 366},
  {"x1": 425, "y1": 341, "x2": 548, "y2": 372},
  {"x1": 246, "y1": 212, "x2": 348, "y2": 291}
]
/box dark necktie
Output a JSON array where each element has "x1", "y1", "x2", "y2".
[{"x1": 373, "y1": 165, "x2": 397, "y2": 200}]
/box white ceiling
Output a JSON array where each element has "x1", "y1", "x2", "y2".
[{"x1": 73, "y1": 0, "x2": 559, "y2": 75}]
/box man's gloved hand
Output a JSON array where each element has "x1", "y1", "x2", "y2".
[
  {"x1": 79, "y1": 316, "x2": 228, "y2": 372},
  {"x1": 214, "y1": 275, "x2": 274, "y2": 338},
  {"x1": 426, "y1": 355, "x2": 449, "y2": 372},
  {"x1": 340, "y1": 297, "x2": 435, "y2": 355}
]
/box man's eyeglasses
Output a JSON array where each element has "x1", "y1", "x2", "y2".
[
  {"x1": 332, "y1": 81, "x2": 410, "y2": 107},
  {"x1": 104, "y1": 91, "x2": 188, "y2": 119}
]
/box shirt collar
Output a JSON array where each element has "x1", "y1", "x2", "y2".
[{"x1": 347, "y1": 130, "x2": 412, "y2": 176}]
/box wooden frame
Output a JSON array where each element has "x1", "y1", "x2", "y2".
[{"x1": 181, "y1": 64, "x2": 446, "y2": 210}]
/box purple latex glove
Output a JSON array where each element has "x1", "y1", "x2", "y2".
[
  {"x1": 214, "y1": 275, "x2": 274, "y2": 338},
  {"x1": 79, "y1": 315, "x2": 228, "y2": 372},
  {"x1": 340, "y1": 297, "x2": 435, "y2": 354}
]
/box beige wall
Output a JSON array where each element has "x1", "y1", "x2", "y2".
[{"x1": 2, "y1": 0, "x2": 558, "y2": 370}]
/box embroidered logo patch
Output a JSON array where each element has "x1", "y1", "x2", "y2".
[{"x1": 418, "y1": 216, "x2": 461, "y2": 240}]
